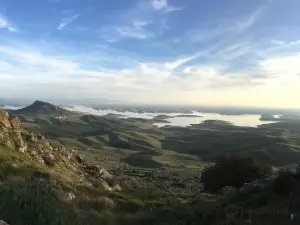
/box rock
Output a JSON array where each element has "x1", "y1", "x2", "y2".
[
  {"x1": 10, "y1": 131, "x2": 27, "y2": 153},
  {"x1": 30, "y1": 150, "x2": 37, "y2": 157},
  {"x1": 240, "y1": 176, "x2": 275, "y2": 192},
  {"x1": 3, "y1": 139, "x2": 14, "y2": 149},
  {"x1": 0, "y1": 220, "x2": 9, "y2": 225},
  {"x1": 12, "y1": 164, "x2": 18, "y2": 168},
  {"x1": 220, "y1": 186, "x2": 237, "y2": 195},
  {"x1": 28, "y1": 133, "x2": 38, "y2": 143},
  {"x1": 9, "y1": 116, "x2": 21, "y2": 129},
  {"x1": 65, "y1": 192, "x2": 76, "y2": 202},
  {"x1": 98, "y1": 168, "x2": 113, "y2": 180},
  {"x1": 37, "y1": 157, "x2": 45, "y2": 164},
  {"x1": 113, "y1": 184, "x2": 122, "y2": 191},
  {"x1": 18, "y1": 145, "x2": 28, "y2": 153},
  {"x1": 43, "y1": 153, "x2": 56, "y2": 166},
  {"x1": 75, "y1": 154, "x2": 84, "y2": 163},
  {"x1": 0, "y1": 109, "x2": 12, "y2": 128},
  {"x1": 98, "y1": 178, "x2": 112, "y2": 191},
  {"x1": 37, "y1": 134, "x2": 45, "y2": 140}
]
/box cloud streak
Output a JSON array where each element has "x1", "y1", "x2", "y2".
[
  {"x1": 57, "y1": 13, "x2": 80, "y2": 30},
  {"x1": 1, "y1": 42, "x2": 299, "y2": 107},
  {"x1": 116, "y1": 20, "x2": 153, "y2": 39},
  {"x1": 0, "y1": 14, "x2": 17, "y2": 32},
  {"x1": 151, "y1": 0, "x2": 184, "y2": 13}
]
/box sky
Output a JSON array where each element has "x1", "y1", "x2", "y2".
[{"x1": 0, "y1": 0, "x2": 300, "y2": 108}]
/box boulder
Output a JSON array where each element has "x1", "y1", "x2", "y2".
[
  {"x1": 30, "y1": 150, "x2": 37, "y2": 157},
  {"x1": 75, "y1": 154, "x2": 85, "y2": 163},
  {"x1": 10, "y1": 131, "x2": 27, "y2": 153},
  {"x1": 113, "y1": 184, "x2": 122, "y2": 191},
  {"x1": 0, "y1": 110, "x2": 11, "y2": 127},
  {"x1": 28, "y1": 133, "x2": 38, "y2": 143},
  {"x1": 65, "y1": 192, "x2": 76, "y2": 202},
  {"x1": 98, "y1": 168, "x2": 113, "y2": 180},
  {"x1": 240, "y1": 176, "x2": 275, "y2": 192},
  {"x1": 3, "y1": 139, "x2": 14, "y2": 149},
  {"x1": 43, "y1": 153, "x2": 56, "y2": 166},
  {"x1": 0, "y1": 220, "x2": 9, "y2": 225},
  {"x1": 37, "y1": 134, "x2": 45, "y2": 140},
  {"x1": 97, "y1": 178, "x2": 112, "y2": 191},
  {"x1": 9, "y1": 116, "x2": 21, "y2": 129},
  {"x1": 18, "y1": 145, "x2": 28, "y2": 153}
]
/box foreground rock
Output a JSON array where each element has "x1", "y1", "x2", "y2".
[{"x1": 0, "y1": 109, "x2": 121, "y2": 192}]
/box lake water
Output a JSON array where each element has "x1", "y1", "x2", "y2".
[
  {"x1": 2, "y1": 105, "x2": 24, "y2": 110},
  {"x1": 2, "y1": 104, "x2": 277, "y2": 128},
  {"x1": 64, "y1": 105, "x2": 277, "y2": 128}
]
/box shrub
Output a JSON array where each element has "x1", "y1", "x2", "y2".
[
  {"x1": 273, "y1": 170, "x2": 300, "y2": 196},
  {"x1": 201, "y1": 154, "x2": 272, "y2": 192}
]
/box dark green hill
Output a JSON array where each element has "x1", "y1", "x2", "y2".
[{"x1": 11, "y1": 100, "x2": 75, "y2": 116}]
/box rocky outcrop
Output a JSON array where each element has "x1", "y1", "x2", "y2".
[
  {"x1": 0, "y1": 109, "x2": 121, "y2": 192},
  {"x1": 9, "y1": 116, "x2": 21, "y2": 129},
  {"x1": 85, "y1": 165, "x2": 121, "y2": 191},
  {"x1": 0, "y1": 109, "x2": 12, "y2": 128},
  {"x1": 0, "y1": 110, "x2": 27, "y2": 153},
  {"x1": 65, "y1": 192, "x2": 76, "y2": 202},
  {"x1": 240, "y1": 175, "x2": 276, "y2": 192}
]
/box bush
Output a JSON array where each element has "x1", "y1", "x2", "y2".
[
  {"x1": 201, "y1": 154, "x2": 272, "y2": 192},
  {"x1": 273, "y1": 170, "x2": 300, "y2": 196}
]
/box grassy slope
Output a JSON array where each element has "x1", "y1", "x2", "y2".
[
  {"x1": 161, "y1": 121, "x2": 300, "y2": 166},
  {"x1": 2, "y1": 143, "x2": 300, "y2": 225},
  {"x1": 19, "y1": 113, "x2": 205, "y2": 169}
]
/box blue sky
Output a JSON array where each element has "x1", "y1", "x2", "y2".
[{"x1": 0, "y1": 0, "x2": 300, "y2": 107}]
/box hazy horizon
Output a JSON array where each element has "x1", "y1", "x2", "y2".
[
  {"x1": 2, "y1": 98, "x2": 300, "y2": 113},
  {"x1": 0, "y1": 0, "x2": 299, "y2": 108}
]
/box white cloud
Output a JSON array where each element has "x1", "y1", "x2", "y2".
[
  {"x1": 235, "y1": 7, "x2": 265, "y2": 31},
  {"x1": 261, "y1": 54, "x2": 300, "y2": 80},
  {"x1": 189, "y1": 6, "x2": 266, "y2": 44},
  {"x1": 1, "y1": 42, "x2": 300, "y2": 108},
  {"x1": 151, "y1": 0, "x2": 184, "y2": 13},
  {"x1": 116, "y1": 20, "x2": 153, "y2": 39},
  {"x1": 164, "y1": 6, "x2": 184, "y2": 13},
  {"x1": 152, "y1": 0, "x2": 168, "y2": 10},
  {"x1": 57, "y1": 13, "x2": 80, "y2": 30},
  {"x1": 270, "y1": 39, "x2": 300, "y2": 51},
  {"x1": 0, "y1": 14, "x2": 17, "y2": 32},
  {"x1": 164, "y1": 54, "x2": 200, "y2": 70}
]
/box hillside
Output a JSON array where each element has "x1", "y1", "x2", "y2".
[
  {"x1": 2, "y1": 108, "x2": 300, "y2": 224},
  {"x1": 9, "y1": 101, "x2": 300, "y2": 168}
]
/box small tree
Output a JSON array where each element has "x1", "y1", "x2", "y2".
[{"x1": 201, "y1": 154, "x2": 272, "y2": 192}]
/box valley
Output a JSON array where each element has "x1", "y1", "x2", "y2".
[
  {"x1": 10, "y1": 100, "x2": 300, "y2": 169},
  {"x1": 1, "y1": 100, "x2": 300, "y2": 225}
]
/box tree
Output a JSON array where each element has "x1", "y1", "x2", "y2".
[{"x1": 201, "y1": 154, "x2": 272, "y2": 192}]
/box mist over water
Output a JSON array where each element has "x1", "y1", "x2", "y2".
[
  {"x1": 2, "y1": 104, "x2": 277, "y2": 127},
  {"x1": 64, "y1": 105, "x2": 277, "y2": 128}
]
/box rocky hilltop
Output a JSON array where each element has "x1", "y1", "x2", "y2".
[{"x1": 11, "y1": 100, "x2": 74, "y2": 116}]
